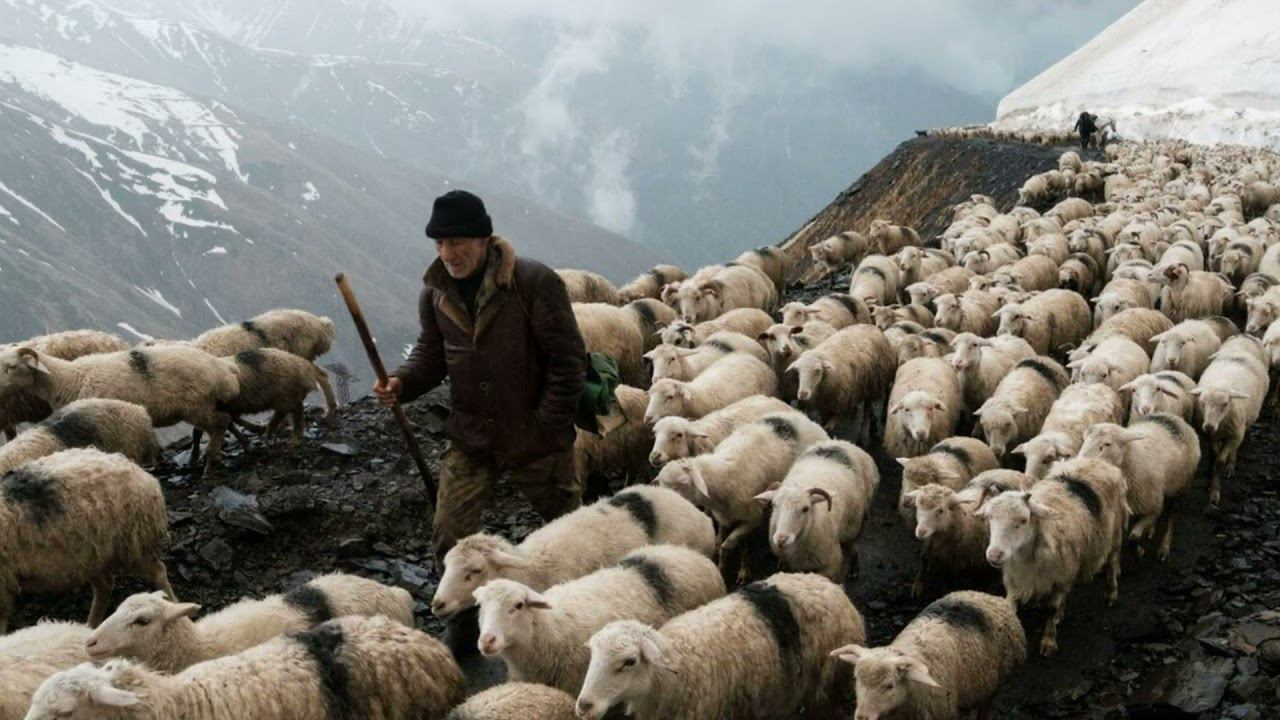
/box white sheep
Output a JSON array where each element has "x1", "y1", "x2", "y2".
[
  {"x1": 675, "y1": 265, "x2": 778, "y2": 322},
  {"x1": 1195, "y1": 335, "x2": 1269, "y2": 504},
  {"x1": 788, "y1": 325, "x2": 895, "y2": 442},
  {"x1": 778, "y1": 294, "x2": 869, "y2": 328},
  {"x1": 884, "y1": 358, "x2": 962, "y2": 459},
  {"x1": 645, "y1": 332, "x2": 768, "y2": 382},
  {"x1": 648, "y1": 395, "x2": 792, "y2": 466},
  {"x1": 657, "y1": 308, "x2": 774, "y2": 349},
  {"x1": 831, "y1": 592, "x2": 1027, "y2": 719},
  {"x1": 1155, "y1": 263, "x2": 1234, "y2": 322},
  {"x1": 934, "y1": 291, "x2": 1000, "y2": 336},
  {"x1": 949, "y1": 333, "x2": 1038, "y2": 414},
  {"x1": 655, "y1": 412, "x2": 828, "y2": 580},
  {"x1": 0, "y1": 449, "x2": 173, "y2": 633},
  {"x1": 903, "y1": 483, "x2": 994, "y2": 595},
  {"x1": 0, "y1": 345, "x2": 239, "y2": 476},
  {"x1": 871, "y1": 303, "x2": 934, "y2": 329},
  {"x1": 977, "y1": 457, "x2": 1129, "y2": 655},
  {"x1": 1082, "y1": 307, "x2": 1172, "y2": 357},
  {"x1": 576, "y1": 573, "x2": 865, "y2": 720},
  {"x1": 1078, "y1": 415, "x2": 1199, "y2": 561},
  {"x1": 870, "y1": 219, "x2": 923, "y2": 254},
  {"x1": 0, "y1": 330, "x2": 130, "y2": 440},
  {"x1": 809, "y1": 232, "x2": 870, "y2": 282},
  {"x1": 431, "y1": 485, "x2": 715, "y2": 616},
  {"x1": 0, "y1": 621, "x2": 90, "y2": 720},
  {"x1": 643, "y1": 353, "x2": 777, "y2": 423},
  {"x1": 24, "y1": 616, "x2": 466, "y2": 720},
  {"x1": 733, "y1": 246, "x2": 793, "y2": 295},
  {"x1": 897, "y1": 437, "x2": 999, "y2": 521},
  {"x1": 0, "y1": 399, "x2": 160, "y2": 473},
  {"x1": 445, "y1": 683, "x2": 576, "y2": 720},
  {"x1": 961, "y1": 244, "x2": 1022, "y2": 275},
  {"x1": 1244, "y1": 290, "x2": 1280, "y2": 336},
  {"x1": 849, "y1": 254, "x2": 902, "y2": 307},
  {"x1": 1014, "y1": 382, "x2": 1124, "y2": 478},
  {"x1": 1028, "y1": 233, "x2": 1072, "y2": 266},
  {"x1": 992, "y1": 254, "x2": 1060, "y2": 292},
  {"x1": 558, "y1": 269, "x2": 622, "y2": 305},
  {"x1": 218, "y1": 348, "x2": 335, "y2": 446},
  {"x1": 1059, "y1": 253, "x2": 1101, "y2": 295},
  {"x1": 1150, "y1": 319, "x2": 1229, "y2": 380},
  {"x1": 473, "y1": 545, "x2": 725, "y2": 692},
  {"x1": 994, "y1": 289, "x2": 1092, "y2": 356},
  {"x1": 975, "y1": 356, "x2": 1070, "y2": 460},
  {"x1": 1067, "y1": 336, "x2": 1150, "y2": 402},
  {"x1": 618, "y1": 265, "x2": 687, "y2": 303},
  {"x1": 623, "y1": 298, "x2": 678, "y2": 353},
  {"x1": 575, "y1": 303, "x2": 648, "y2": 387},
  {"x1": 758, "y1": 321, "x2": 838, "y2": 384},
  {"x1": 1122, "y1": 371, "x2": 1197, "y2": 421},
  {"x1": 895, "y1": 247, "x2": 954, "y2": 289},
  {"x1": 84, "y1": 573, "x2": 413, "y2": 672},
  {"x1": 755, "y1": 440, "x2": 879, "y2": 581}
]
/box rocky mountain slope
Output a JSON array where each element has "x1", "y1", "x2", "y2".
[{"x1": 0, "y1": 41, "x2": 660, "y2": 372}]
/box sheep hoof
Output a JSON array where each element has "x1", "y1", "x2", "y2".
[{"x1": 1039, "y1": 637, "x2": 1058, "y2": 657}]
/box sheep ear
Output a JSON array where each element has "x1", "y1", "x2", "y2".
[
  {"x1": 689, "y1": 466, "x2": 711, "y2": 498},
  {"x1": 901, "y1": 490, "x2": 920, "y2": 508},
  {"x1": 1118, "y1": 380, "x2": 1138, "y2": 393},
  {"x1": 639, "y1": 633, "x2": 677, "y2": 673},
  {"x1": 524, "y1": 591, "x2": 552, "y2": 610},
  {"x1": 1011, "y1": 443, "x2": 1029, "y2": 455},
  {"x1": 1117, "y1": 429, "x2": 1145, "y2": 443},
  {"x1": 902, "y1": 659, "x2": 942, "y2": 688},
  {"x1": 830, "y1": 643, "x2": 866, "y2": 665},
  {"x1": 895, "y1": 457, "x2": 910, "y2": 467},
  {"x1": 1028, "y1": 498, "x2": 1055, "y2": 518},
  {"x1": 1230, "y1": 390, "x2": 1252, "y2": 400},
  {"x1": 163, "y1": 602, "x2": 202, "y2": 622},
  {"x1": 1190, "y1": 388, "x2": 1203, "y2": 396},
  {"x1": 753, "y1": 490, "x2": 777, "y2": 506},
  {"x1": 1150, "y1": 331, "x2": 1169, "y2": 342},
  {"x1": 91, "y1": 685, "x2": 141, "y2": 708},
  {"x1": 16, "y1": 347, "x2": 50, "y2": 374},
  {"x1": 491, "y1": 549, "x2": 533, "y2": 569},
  {"x1": 888, "y1": 402, "x2": 903, "y2": 415}
]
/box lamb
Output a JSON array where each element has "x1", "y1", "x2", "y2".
[
  {"x1": 884, "y1": 358, "x2": 962, "y2": 459},
  {"x1": 734, "y1": 246, "x2": 793, "y2": 295},
  {"x1": 658, "y1": 308, "x2": 774, "y2": 348},
  {"x1": 648, "y1": 395, "x2": 792, "y2": 466},
  {"x1": 474, "y1": 545, "x2": 725, "y2": 693},
  {"x1": 0, "y1": 345, "x2": 239, "y2": 477},
  {"x1": 903, "y1": 484, "x2": 995, "y2": 595},
  {"x1": 623, "y1": 299, "x2": 678, "y2": 353},
  {"x1": 755, "y1": 440, "x2": 880, "y2": 581},
  {"x1": 808, "y1": 231, "x2": 870, "y2": 282},
  {"x1": 576, "y1": 573, "x2": 865, "y2": 720},
  {"x1": 896, "y1": 247, "x2": 954, "y2": 289},
  {"x1": 994, "y1": 289, "x2": 1092, "y2": 356},
  {"x1": 0, "y1": 621, "x2": 90, "y2": 720},
  {"x1": 788, "y1": 325, "x2": 895, "y2": 443},
  {"x1": 1194, "y1": 335, "x2": 1269, "y2": 504},
  {"x1": 1059, "y1": 253, "x2": 1101, "y2": 295},
  {"x1": 643, "y1": 353, "x2": 777, "y2": 423},
  {"x1": 1156, "y1": 263, "x2": 1234, "y2": 322},
  {"x1": 24, "y1": 616, "x2": 465, "y2": 720},
  {"x1": 975, "y1": 352, "x2": 1070, "y2": 461},
  {"x1": 1083, "y1": 307, "x2": 1173, "y2": 356},
  {"x1": 897, "y1": 437, "x2": 1000, "y2": 521},
  {"x1": 977, "y1": 457, "x2": 1129, "y2": 655},
  {"x1": 618, "y1": 265, "x2": 687, "y2": 303},
  {"x1": 1150, "y1": 319, "x2": 1229, "y2": 380},
  {"x1": 0, "y1": 399, "x2": 160, "y2": 473},
  {"x1": 186, "y1": 309, "x2": 337, "y2": 362},
  {"x1": 950, "y1": 333, "x2": 1037, "y2": 412},
  {"x1": 1078, "y1": 415, "x2": 1199, "y2": 561},
  {"x1": 655, "y1": 412, "x2": 828, "y2": 580},
  {"x1": 213, "y1": 349, "x2": 335, "y2": 447},
  {"x1": 1067, "y1": 336, "x2": 1150, "y2": 401},
  {"x1": 870, "y1": 219, "x2": 923, "y2": 254},
  {"x1": 574, "y1": 385, "x2": 654, "y2": 488},
  {"x1": 575, "y1": 303, "x2": 648, "y2": 387},
  {"x1": 557, "y1": 269, "x2": 622, "y2": 305},
  {"x1": 0, "y1": 448, "x2": 173, "y2": 633},
  {"x1": 0, "y1": 330, "x2": 131, "y2": 440},
  {"x1": 1013, "y1": 382, "x2": 1124, "y2": 478},
  {"x1": 961, "y1": 244, "x2": 1021, "y2": 275},
  {"x1": 84, "y1": 573, "x2": 414, "y2": 672},
  {"x1": 934, "y1": 291, "x2": 1000, "y2": 336},
  {"x1": 831, "y1": 592, "x2": 1027, "y2": 720},
  {"x1": 445, "y1": 683, "x2": 577, "y2": 720},
  {"x1": 645, "y1": 332, "x2": 768, "y2": 382},
  {"x1": 992, "y1": 254, "x2": 1059, "y2": 292},
  {"x1": 778, "y1": 294, "x2": 869, "y2": 328},
  {"x1": 432, "y1": 485, "x2": 715, "y2": 616},
  {"x1": 849, "y1": 254, "x2": 903, "y2": 307},
  {"x1": 1122, "y1": 371, "x2": 1198, "y2": 421},
  {"x1": 675, "y1": 265, "x2": 778, "y2": 322}
]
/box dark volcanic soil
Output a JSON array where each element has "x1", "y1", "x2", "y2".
[{"x1": 13, "y1": 138, "x2": 1280, "y2": 718}]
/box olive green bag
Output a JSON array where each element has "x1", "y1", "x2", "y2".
[{"x1": 574, "y1": 352, "x2": 622, "y2": 435}]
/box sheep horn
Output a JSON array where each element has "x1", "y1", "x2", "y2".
[{"x1": 808, "y1": 488, "x2": 833, "y2": 511}]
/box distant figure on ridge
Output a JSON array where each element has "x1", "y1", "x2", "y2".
[
  {"x1": 1073, "y1": 111, "x2": 1098, "y2": 149},
  {"x1": 374, "y1": 190, "x2": 587, "y2": 563},
  {"x1": 1094, "y1": 115, "x2": 1117, "y2": 147}
]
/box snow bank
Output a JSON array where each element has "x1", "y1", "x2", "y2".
[{"x1": 995, "y1": 0, "x2": 1280, "y2": 150}]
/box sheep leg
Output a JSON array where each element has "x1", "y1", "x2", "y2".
[
  {"x1": 1157, "y1": 511, "x2": 1177, "y2": 563},
  {"x1": 1106, "y1": 543, "x2": 1122, "y2": 606},
  {"x1": 146, "y1": 558, "x2": 176, "y2": 600},
  {"x1": 200, "y1": 413, "x2": 233, "y2": 477},
  {"x1": 227, "y1": 422, "x2": 253, "y2": 448},
  {"x1": 316, "y1": 368, "x2": 339, "y2": 417},
  {"x1": 88, "y1": 573, "x2": 115, "y2": 628},
  {"x1": 291, "y1": 406, "x2": 306, "y2": 448},
  {"x1": 1040, "y1": 587, "x2": 1068, "y2": 657},
  {"x1": 265, "y1": 411, "x2": 289, "y2": 439},
  {"x1": 188, "y1": 427, "x2": 204, "y2": 468}
]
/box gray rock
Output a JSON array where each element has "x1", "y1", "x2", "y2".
[
  {"x1": 322, "y1": 442, "x2": 359, "y2": 457},
  {"x1": 198, "y1": 538, "x2": 234, "y2": 569},
  {"x1": 212, "y1": 486, "x2": 274, "y2": 535},
  {"x1": 1165, "y1": 655, "x2": 1235, "y2": 713}
]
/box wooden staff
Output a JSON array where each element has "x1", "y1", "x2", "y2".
[{"x1": 334, "y1": 273, "x2": 438, "y2": 508}]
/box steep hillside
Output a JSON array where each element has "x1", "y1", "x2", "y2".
[
  {"x1": 0, "y1": 43, "x2": 660, "y2": 372},
  {"x1": 995, "y1": 0, "x2": 1280, "y2": 149}
]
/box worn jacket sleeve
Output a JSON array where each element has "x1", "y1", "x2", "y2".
[
  {"x1": 531, "y1": 271, "x2": 587, "y2": 429},
  {"x1": 392, "y1": 287, "x2": 448, "y2": 404}
]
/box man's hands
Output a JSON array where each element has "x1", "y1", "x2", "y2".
[{"x1": 373, "y1": 376, "x2": 403, "y2": 407}]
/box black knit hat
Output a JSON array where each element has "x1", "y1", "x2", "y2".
[{"x1": 425, "y1": 190, "x2": 493, "y2": 239}]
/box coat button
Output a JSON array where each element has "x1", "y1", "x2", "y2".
[{"x1": 480, "y1": 381, "x2": 490, "y2": 391}]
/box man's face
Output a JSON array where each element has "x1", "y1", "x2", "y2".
[{"x1": 436, "y1": 236, "x2": 490, "y2": 278}]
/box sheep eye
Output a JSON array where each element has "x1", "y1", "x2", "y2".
[
  {"x1": 514, "y1": 602, "x2": 525, "y2": 611},
  {"x1": 801, "y1": 507, "x2": 809, "y2": 514},
  {"x1": 621, "y1": 657, "x2": 637, "y2": 670},
  {"x1": 133, "y1": 617, "x2": 150, "y2": 627}
]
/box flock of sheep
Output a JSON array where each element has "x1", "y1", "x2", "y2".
[{"x1": 5, "y1": 133, "x2": 1280, "y2": 720}]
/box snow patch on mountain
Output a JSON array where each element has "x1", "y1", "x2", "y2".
[
  {"x1": 302, "y1": 181, "x2": 319, "y2": 202},
  {"x1": 135, "y1": 286, "x2": 182, "y2": 317},
  {"x1": 117, "y1": 322, "x2": 155, "y2": 341},
  {"x1": 0, "y1": 179, "x2": 65, "y2": 230},
  {"x1": 995, "y1": 0, "x2": 1280, "y2": 150}
]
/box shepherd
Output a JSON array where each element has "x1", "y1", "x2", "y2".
[
  {"x1": 1073, "y1": 111, "x2": 1098, "y2": 150},
  {"x1": 374, "y1": 189, "x2": 587, "y2": 564}
]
